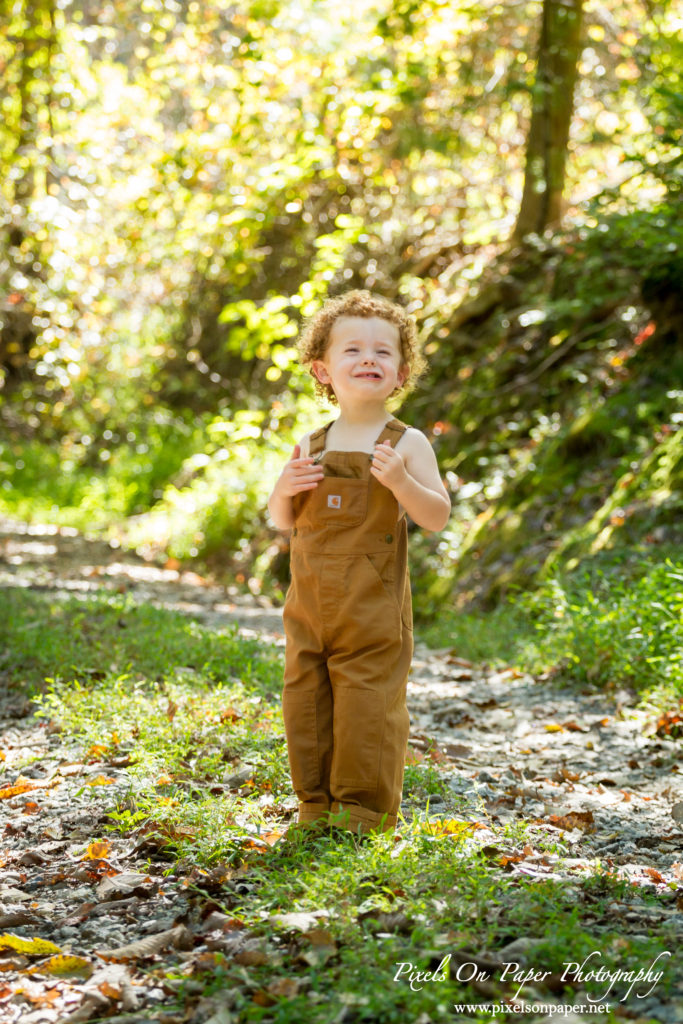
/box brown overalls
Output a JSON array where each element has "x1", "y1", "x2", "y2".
[{"x1": 282, "y1": 417, "x2": 413, "y2": 834}]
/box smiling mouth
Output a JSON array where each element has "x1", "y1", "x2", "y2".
[{"x1": 355, "y1": 372, "x2": 382, "y2": 379}]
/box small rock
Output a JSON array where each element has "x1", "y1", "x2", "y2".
[{"x1": 496, "y1": 936, "x2": 545, "y2": 961}]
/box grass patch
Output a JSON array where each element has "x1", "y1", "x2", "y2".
[{"x1": 421, "y1": 551, "x2": 683, "y2": 708}]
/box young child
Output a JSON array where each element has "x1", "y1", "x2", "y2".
[{"x1": 268, "y1": 290, "x2": 450, "y2": 836}]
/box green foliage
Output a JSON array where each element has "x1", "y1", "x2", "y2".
[
  {"x1": 2, "y1": 0, "x2": 681, "y2": 640},
  {"x1": 421, "y1": 551, "x2": 683, "y2": 706},
  {"x1": 519, "y1": 556, "x2": 683, "y2": 697}
]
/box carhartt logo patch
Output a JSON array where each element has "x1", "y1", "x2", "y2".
[{"x1": 328, "y1": 495, "x2": 342, "y2": 509}]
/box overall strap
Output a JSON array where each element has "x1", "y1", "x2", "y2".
[
  {"x1": 375, "y1": 418, "x2": 408, "y2": 448},
  {"x1": 308, "y1": 421, "x2": 334, "y2": 458}
]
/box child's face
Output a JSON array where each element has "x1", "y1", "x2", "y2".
[{"x1": 311, "y1": 316, "x2": 407, "y2": 405}]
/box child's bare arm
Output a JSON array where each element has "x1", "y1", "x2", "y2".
[
  {"x1": 267, "y1": 438, "x2": 324, "y2": 530},
  {"x1": 371, "y1": 429, "x2": 451, "y2": 532}
]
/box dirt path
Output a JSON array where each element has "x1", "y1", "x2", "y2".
[{"x1": 1, "y1": 517, "x2": 682, "y2": 1022}]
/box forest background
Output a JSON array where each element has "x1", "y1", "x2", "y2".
[{"x1": 1, "y1": 0, "x2": 682, "y2": 702}]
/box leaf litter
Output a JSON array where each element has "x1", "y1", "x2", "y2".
[{"x1": 1, "y1": 516, "x2": 682, "y2": 1021}]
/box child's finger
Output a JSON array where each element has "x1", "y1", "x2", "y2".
[{"x1": 290, "y1": 444, "x2": 301, "y2": 460}]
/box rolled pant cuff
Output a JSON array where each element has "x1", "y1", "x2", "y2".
[
  {"x1": 328, "y1": 803, "x2": 397, "y2": 834},
  {"x1": 297, "y1": 802, "x2": 331, "y2": 825}
]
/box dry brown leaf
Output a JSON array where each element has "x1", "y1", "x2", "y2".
[
  {"x1": 267, "y1": 977, "x2": 300, "y2": 998},
  {"x1": 546, "y1": 810, "x2": 595, "y2": 832},
  {"x1": 442, "y1": 742, "x2": 473, "y2": 759},
  {"x1": 252, "y1": 989, "x2": 277, "y2": 1007},
  {"x1": 235, "y1": 949, "x2": 269, "y2": 966},
  {"x1": 0, "y1": 956, "x2": 30, "y2": 971},
  {"x1": 500, "y1": 853, "x2": 526, "y2": 869},
  {"x1": 96, "y1": 871, "x2": 156, "y2": 900},
  {"x1": 98, "y1": 980, "x2": 122, "y2": 1000},
  {"x1": 97, "y1": 924, "x2": 192, "y2": 961},
  {"x1": 307, "y1": 928, "x2": 336, "y2": 948},
  {"x1": 644, "y1": 867, "x2": 666, "y2": 884},
  {"x1": 0, "y1": 911, "x2": 44, "y2": 929},
  {"x1": 553, "y1": 768, "x2": 580, "y2": 783}
]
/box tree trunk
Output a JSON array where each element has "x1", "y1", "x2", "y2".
[{"x1": 512, "y1": 0, "x2": 584, "y2": 242}]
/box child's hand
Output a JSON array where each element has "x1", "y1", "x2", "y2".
[
  {"x1": 370, "y1": 442, "x2": 407, "y2": 492},
  {"x1": 275, "y1": 444, "x2": 324, "y2": 498}
]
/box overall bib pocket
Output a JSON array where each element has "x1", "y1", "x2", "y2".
[{"x1": 303, "y1": 477, "x2": 368, "y2": 529}]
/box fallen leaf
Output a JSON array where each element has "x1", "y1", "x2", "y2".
[
  {"x1": 553, "y1": 768, "x2": 580, "y2": 783},
  {"x1": 86, "y1": 775, "x2": 116, "y2": 787},
  {"x1": 0, "y1": 779, "x2": 37, "y2": 800},
  {"x1": 267, "y1": 977, "x2": 299, "y2": 998},
  {"x1": 82, "y1": 840, "x2": 112, "y2": 861},
  {"x1": 442, "y1": 742, "x2": 473, "y2": 759},
  {"x1": 27, "y1": 953, "x2": 93, "y2": 978},
  {"x1": 97, "y1": 872, "x2": 156, "y2": 900},
  {"x1": 656, "y1": 708, "x2": 683, "y2": 738},
  {"x1": 235, "y1": 949, "x2": 269, "y2": 966},
  {"x1": 421, "y1": 819, "x2": 484, "y2": 838},
  {"x1": 544, "y1": 723, "x2": 564, "y2": 733},
  {"x1": 0, "y1": 911, "x2": 44, "y2": 929},
  {"x1": 87, "y1": 744, "x2": 109, "y2": 759},
  {"x1": 307, "y1": 928, "x2": 336, "y2": 948},
  {"x1": 500, "y1": 853, "x2": 526, "y2": 869},
  {"x1": 0, "y1": 933, "x2": 62, "y2": 957},
  {"x1": 97, "y1": 924, "x2": 193, "y2": 961},
  {"x1": 546, "y1": 811, "x2": 595, "y2": 832},
  {"x1": 270, "y1": 911, "x2": 329, "y2": 933},
  {"x1": 252, "y1": 989, "x2": 277, "y2": 1007}
]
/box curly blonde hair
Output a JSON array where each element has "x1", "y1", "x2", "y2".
[{"x1": 297, "y1": 290, "x2": 426, "y2": 405}]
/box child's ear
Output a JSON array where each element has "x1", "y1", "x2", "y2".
[
  {"x1": 397, "y1": 364, "x2": 409, "y2": 388},
  {"x1": 311, "y1": 360, "x2": 330, "y2": 384}
]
